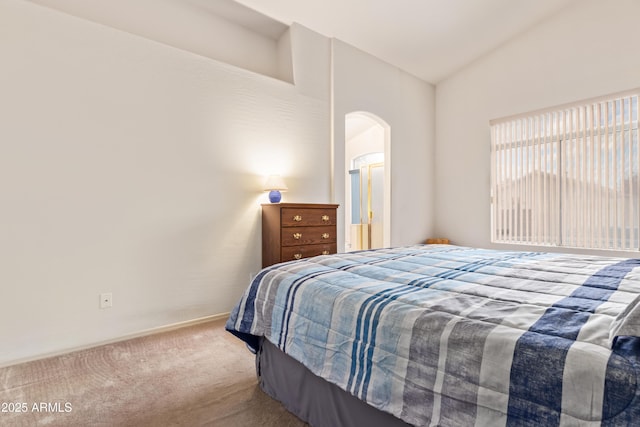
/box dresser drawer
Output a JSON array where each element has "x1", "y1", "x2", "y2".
[
  {"x1": 282, "y1": 244, "x2": 337, "y2": 262},
  {"x1": 281, "y1": 208, "x2": 337, "y2": 227},
  {"x1": 281, "y1": 226, "x2": 336, "y2": 246}
]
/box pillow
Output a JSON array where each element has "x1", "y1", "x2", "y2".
[{"x1": 609, "y1": 293, "x2": 640, "y2": 347}]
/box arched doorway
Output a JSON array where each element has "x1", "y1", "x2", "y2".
[{"x1": 345, "y1": 112, "x2": 390, "y2": 251}]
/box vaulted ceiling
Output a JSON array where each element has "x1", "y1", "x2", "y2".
[
  {"x1": 27, "y1": 0, "x2": 577, "y2": 84},
  {"x1": 231, "y1": 0, "x2": 578, "y2": 83}
]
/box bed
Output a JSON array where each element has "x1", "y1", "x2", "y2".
[{"x1": 225, "y1": 244, "x2": 640, "y2": 426}]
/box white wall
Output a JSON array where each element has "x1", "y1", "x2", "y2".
[
  {"x1": 0, "y1": 0, "x2": 330, "y2": 366},
  {"x1": 2, "y1": 0, "x2": 435, "y2": 366},
  {"x1": 435, "y1": 0, "x2": 640, "y2": 256},
  {"x1": 332, "y1": 40, "x2": 436, "y2": 250}
]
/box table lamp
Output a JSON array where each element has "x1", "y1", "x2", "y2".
[{"x1": 263, "y1": 175, "x2": 288, "y2": 203}]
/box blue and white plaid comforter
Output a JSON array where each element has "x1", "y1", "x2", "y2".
[{"x1": 226, "y1": 245, "x2": 640, "y2": 426}]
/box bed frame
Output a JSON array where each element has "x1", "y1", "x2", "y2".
[{"x1": 257, "y1": 338, "x2": 410, "y2": 427}]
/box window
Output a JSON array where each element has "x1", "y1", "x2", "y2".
[{"x1": 490, "y1": 90, "x2": 639, "y2": 251}]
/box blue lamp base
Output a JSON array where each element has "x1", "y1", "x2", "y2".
[{"x1": 268, "y1": 190, "x2": 282, "y2": 203}]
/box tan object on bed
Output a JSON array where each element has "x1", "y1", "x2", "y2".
[{"x1": 425, "y1": 238, "x2": 449, "y2": 244}]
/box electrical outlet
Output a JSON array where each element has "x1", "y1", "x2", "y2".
[{"x1": 100, "y1": 293, "x2": 113, "y2": 309}]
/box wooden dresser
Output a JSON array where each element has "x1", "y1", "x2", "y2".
[{"x1": 262, "y1": 203, "x2": 339, "y2": 268}]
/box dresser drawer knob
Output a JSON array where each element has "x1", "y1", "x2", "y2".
[
  {"x1": 322, "y1": 215, "x2": 330, "y2": 222},
  {"x1": 321, "y1": 233, "x2": 330, "y2": 239},
  {"x1": 294, "y1": 253, "x2": 303, "y2": 260},
  {"x1": 322, "y1": 250, "x2": 330, "y2": 255},
  {"x1": 293, "y1": 215, "x2": 302, "y2": 222},
  {"x1": 293, "y1": 232, "x2": 302, "y2": 240}
]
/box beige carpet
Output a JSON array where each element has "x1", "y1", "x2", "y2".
[{"x1": 0, "y1": 319, "x2": 307, "y2": 426}]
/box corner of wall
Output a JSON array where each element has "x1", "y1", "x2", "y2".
[
  {"x1": 288, "y1": 23, "x2": 331, "y2": 101},
  {"x1": 276, "y1": 27, "x2": 294, "y2": 84}
]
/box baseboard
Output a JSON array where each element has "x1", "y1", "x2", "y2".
[{"x1": 0, "y1": 313, "x2": 230, "y2": 369}]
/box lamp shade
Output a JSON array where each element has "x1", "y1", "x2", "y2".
[{"x1": 263, "y1": 175, "x2": 288, "y2": 191}]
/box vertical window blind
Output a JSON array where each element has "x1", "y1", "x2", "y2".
[{"x1": 490, "y1": 89, "x2": 639, "y2": 251}]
